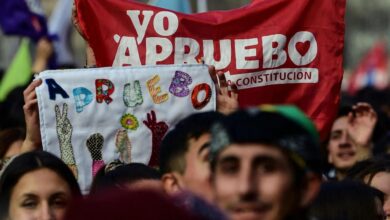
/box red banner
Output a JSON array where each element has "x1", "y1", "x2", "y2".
[{"x1": 76, "y1": 0, "x2": 346, "y2": 139}]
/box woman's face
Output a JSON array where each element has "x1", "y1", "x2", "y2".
[{"x1": 8, "y1": 168, "x2": 72, "y2": 220}]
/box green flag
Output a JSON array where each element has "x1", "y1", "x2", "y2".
[{"x1": 0, "y1": 38, "x2": 31, "y2": 101}]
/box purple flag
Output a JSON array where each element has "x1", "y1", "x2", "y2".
[{"x1": 0, "y1": 0, "x2": 50, "y2": 42}]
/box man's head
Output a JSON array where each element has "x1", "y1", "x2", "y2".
[
  {"x1": 327, "y1": 106, "x2": 373, "y2": 178},
  {"x1": 159, "y1": 111, "x2": 223, "y2": 201},
  {"x1": 209, "y1": 106, "x2": 322, "y2": 220}
]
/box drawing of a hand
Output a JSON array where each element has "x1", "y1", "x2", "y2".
[
  {"x1": 86, "y1": 133, "x2": 104, "y2": 161},
  {"x1": 115, "y1": 128, "x2": 132, "y2": 163},
  {"x1": 56, "y1": 103, "x2": 73, "y2": 147},
  {"x1": 86, "y1": 133, "x2": 105, "y2": 176},
  {"x1": 55, "y1": 103, "x2": 77, "y2": 177},
  {"x1": 143, "y1": 110, "x2": 168, "y2": 167}
]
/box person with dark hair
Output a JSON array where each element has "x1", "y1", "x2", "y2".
[
  {"x1": 89, "y1": 162, "x2": 162, "y2": 194},
  {"x1": 308, "y1": 180, "x2": 385, "y2": 220},
  {"x1": 347, "y1": 155, "x2": 390, "y2": 220},
  {"x1": 326, "y1": 102, "x2": 377, "y2": 180},
  {"x1": 0, "y1": 151, "x2": 81, "y2": 220},
  {"x1": 159, "y1": 111, "x2": 224, "y2": 202},
  {"x1": 0, "y1": 127, "x2": 25, "y2": 170},
  {"x1": 209, "y1": 105, "x2": 323, "y2": 220}
]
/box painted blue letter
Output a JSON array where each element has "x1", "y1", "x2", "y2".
[{"x1": 73, "y1": 87, "x2": 93, "y2": 113}]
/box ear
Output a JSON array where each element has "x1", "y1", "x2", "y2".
[
  {"x1": 161, "y1": 172, "x2": 184, "y2": 195},
  {"x1": 300, "y1": 173, "x2": 322, "y2": 207}
]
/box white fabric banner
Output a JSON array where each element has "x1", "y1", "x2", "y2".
[{"x1": 36, "y1": 64, "x2": 215, "y2": 193}]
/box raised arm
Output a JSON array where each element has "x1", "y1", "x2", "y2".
[
  {"x1": 347, "y1": 102, "x2": 377, "y2": 148},
  {"x1": 72, "y1": 1, "x2": 96, "y2": 67},
  {"x1": 21, "y1": 79, "x2": 43, "y2": 153}
]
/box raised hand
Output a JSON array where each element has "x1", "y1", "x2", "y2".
[
  {"x1": 55, "y1": 103, "x2": 77, "y2": 177},
  {"x1": 32, "y1": 38, "x2": 53, "y2": 74},
  {"x1": 21, "y1": 79, "x2": 43, "y2": 153},
  {"x1": 347, "y1": 102, "x2": 377, "y2": 148},
  {"x1": 209, "y1": 66, "x2": 239, "y2": 115},
  {"x1": 143, "y1": 110, "x2": 168, "y2": 167}
]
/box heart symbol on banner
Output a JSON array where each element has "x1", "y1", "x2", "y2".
[{"x1": 296, "y1": 41, "x2": 311, "y2": 56}]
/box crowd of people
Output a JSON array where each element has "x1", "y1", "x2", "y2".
[
  {"x1": 0, "y1": 1, "x2": 390, "y2": 220},
  {"x1": 2, "y1": 95, "x2": 389, "y2": 220}
]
